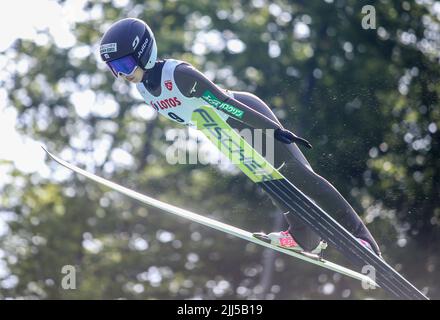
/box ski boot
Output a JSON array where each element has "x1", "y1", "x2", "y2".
[{"x1": 253, "y1": 230, "x2": 328, "y2": 258}]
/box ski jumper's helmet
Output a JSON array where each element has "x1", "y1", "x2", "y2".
[{"x1": 99, "y1": 18, "x2": 157, "y2": 77}]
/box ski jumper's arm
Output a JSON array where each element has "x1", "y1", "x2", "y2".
[
  {"x1": 173, "y1": 63, "x2": 283, "y2": 131},
  {"x1": 173, "y1": 63, "x2": 311, "y2": 148}
]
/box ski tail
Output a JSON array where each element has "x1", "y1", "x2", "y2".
[{"x1": 261, "y1": 179, "x2": 427, "y2": 300}]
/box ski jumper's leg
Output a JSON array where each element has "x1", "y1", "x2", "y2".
[
  {"x1": 228, "y1": 91, "x2": 381, "y2": 255},
  {"x1": 228, "y1": 91, "x2": 321, "y2": 250}
]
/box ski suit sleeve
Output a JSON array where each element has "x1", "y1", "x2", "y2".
[
  {"x1": 173, "y1": 63, "x2": 283, "y2": 131},
  {"x1": 173, "y1": 63, "x2": 312, "y2": 148}
]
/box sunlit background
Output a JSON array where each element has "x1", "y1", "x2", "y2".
[{"x1": 0, "y1": 0, "x2": 439, "y2": 299}]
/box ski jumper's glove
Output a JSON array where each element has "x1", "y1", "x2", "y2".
[{"x1": 274, "y1": 128, "x2": 313, "y2": 149}]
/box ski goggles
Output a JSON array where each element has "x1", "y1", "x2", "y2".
[{"x1": 107, "y1": 55, "x2": 138, "y2": 78}]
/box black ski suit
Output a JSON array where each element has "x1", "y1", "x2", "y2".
[{"x1": 139, "y1": 60, "x2": 381, "y2": 255}]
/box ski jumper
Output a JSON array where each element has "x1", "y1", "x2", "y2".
[{"x1": 136, "y1": 59, "x2": 380, "y2": 255}]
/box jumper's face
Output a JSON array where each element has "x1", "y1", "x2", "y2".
[{"x1": 122, "y1": 67, "x2": 145, "y2": 83}]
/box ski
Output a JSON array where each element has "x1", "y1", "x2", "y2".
[
  {"x1": 192, "y1": 106, "x2": 428, "y2": 300},
  {"x1": 42, "y1": 147, "x2": 378, "y2": 289}
]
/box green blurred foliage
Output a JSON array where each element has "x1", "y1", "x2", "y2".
[{"x1": 0, "y1": 0, "x2": 439, "y2": 299}]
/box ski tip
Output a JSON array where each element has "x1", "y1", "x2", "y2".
[
  {"x1": 40, "y1": 144, "x2": 49, "y2": 154},
  {"x1": 41, "y1": 146, "x2": 62, "y2": 166}
]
